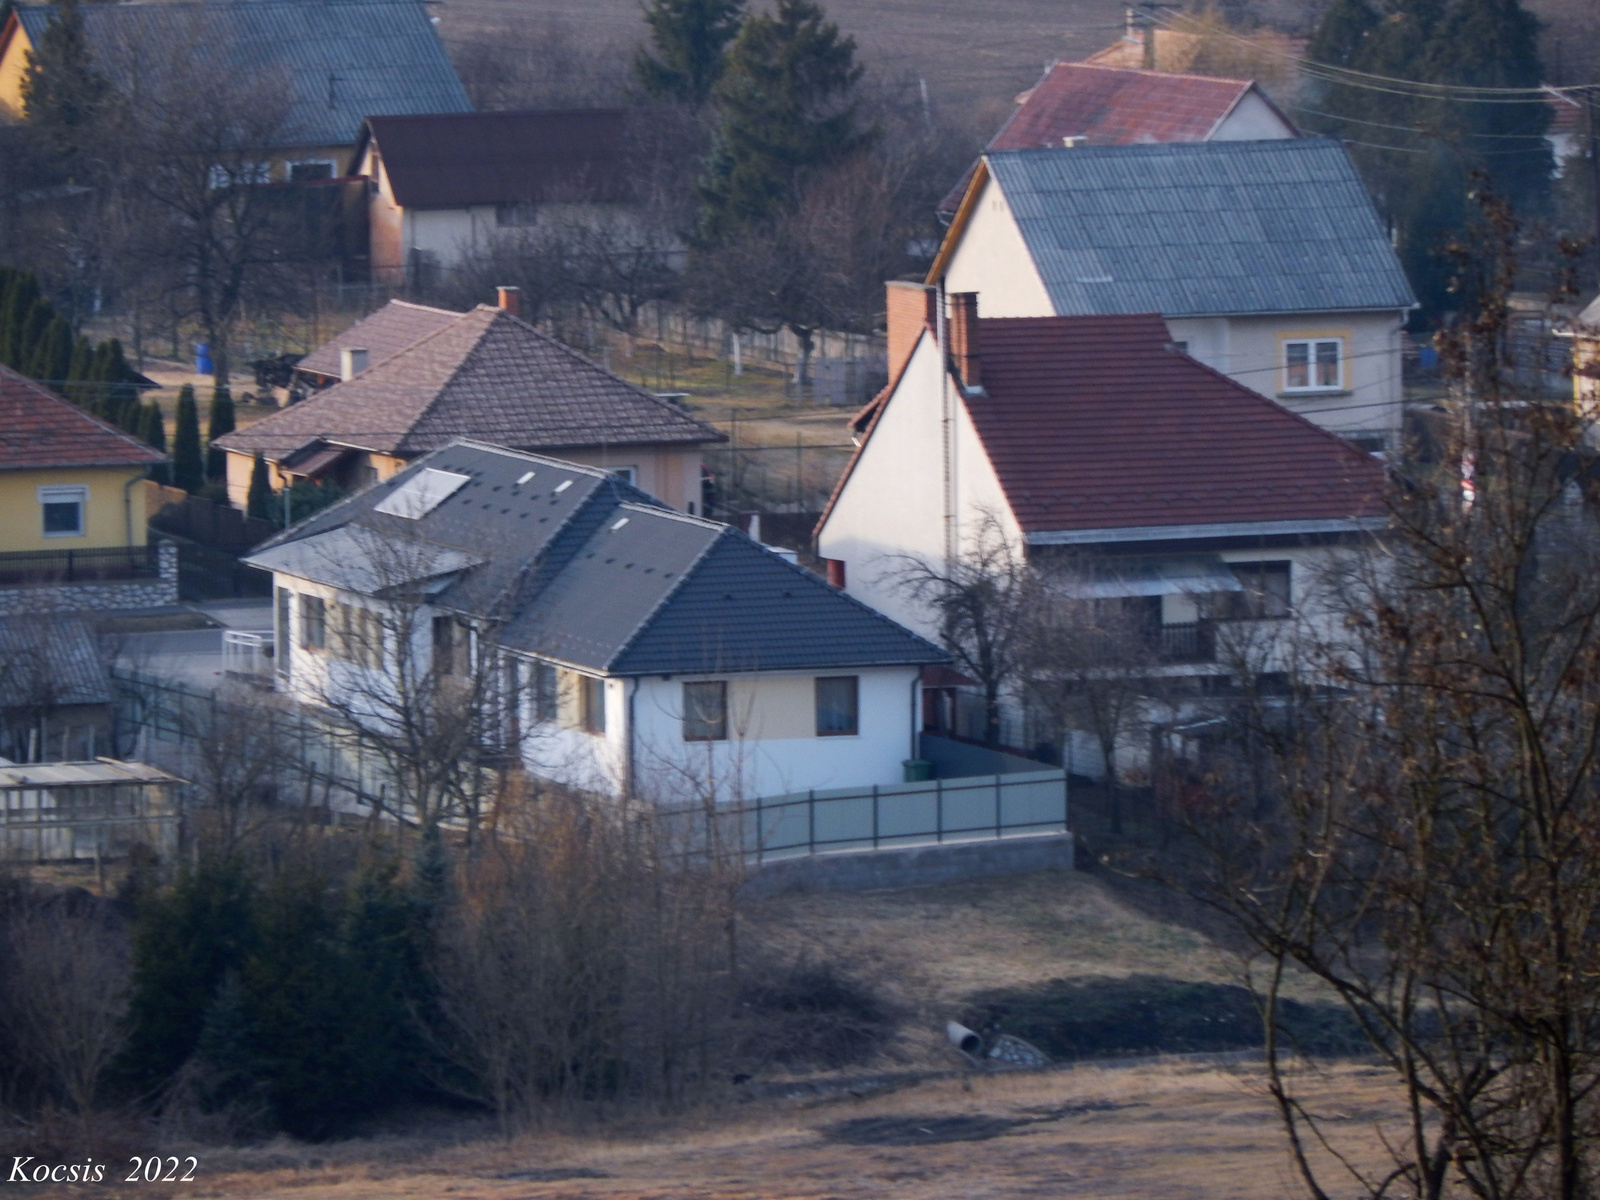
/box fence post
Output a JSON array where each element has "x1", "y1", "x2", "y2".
[
  {"x1": 755, "y1": 796, "x2": 764, "y2": 865},
  {"x1": 995, "y1": 774, "x2": 1003, "y2": 841},
  {"x1": 936, "y1": 778, "x2": 943, "y2": 844},
  {"x1": 808, "y1": 789, "x2": 815, "y2": 855},
  {"x1": 871, "y1": 783, "x2": 879, "y2": 849}
]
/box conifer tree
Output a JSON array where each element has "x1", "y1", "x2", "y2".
[
  {"x1": 172, "y1": 385, "x2": 204, "y2": 493},
  {"x1": 20, "y1": 0, "x2": 111, "y2": 176},
  {"x1": 144, "y1": 402, "x2": 170, "y2": 486},
  {"x1": 699, "y1": 0, "x2": 869, "y2": 238},
  {"x1": 64, "y1": 334, "x2": 92, "y2": 407},
  {"x1": 103, "y1": 339, "x2": 139, "y2": 428},
  {"x1": 0, "y1": 272, "x2": 39, "y2": 368},
  {"x1": 635, "y1": 0, "x2": 745, "y2": 106},
  {"x1": 246, "y1": 451, "x2": 272, "y2": 520},
  {"x1": 206, "y1": 382, "x2": 234, "y2": 480},
  {"x1": 27, "y1": 315, "x2": 72, "y2": 389},
  {"x1": 12, "y1": 298, "x2": 51, "y2": 374}
]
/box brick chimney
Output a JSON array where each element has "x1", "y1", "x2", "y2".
[
  {"x1": 947, "y1": 292, "x2": 981, "y2": 390},
  {"x1": 339, "y1": 347, "x2": 368, "y2": 381},
  {"x1": 496, "y1": 285, "x2": 521, "y2": 317},
  {"x1": 885, "y1": 280, "x2": 936, "y2": 381}
]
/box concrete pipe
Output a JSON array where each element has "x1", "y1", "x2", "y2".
[{"x1": 946, "y1": 1021, "x2": 982, "y2": 1057}]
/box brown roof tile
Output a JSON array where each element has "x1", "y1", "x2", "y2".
[
  {"x1": 965, "y1": 314, "x2": 1384, "y2": 534},
  {"x1": 216, "y1": 305, "x2": 724, "y2": 461},
  {"x1": 0, "y1": 366, "x2": 165, "y2": 471},
  {"x1": 364, "y1": 110, "x2": 628, "y2": 209},
  {"x1": 295, "y1": 300, "x2": 461, "y2": 380}
]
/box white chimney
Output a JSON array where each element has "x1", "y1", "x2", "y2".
[{"x1": 340, "y1": 347, "x2": 368, "y2": 381}]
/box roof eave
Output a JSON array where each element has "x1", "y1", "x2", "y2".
[
  {"x1": 927, "y1": 158, "x2": 991, "y2": 284},
  {"x1": 1026, "y1": 516, "x2": 1389, "y2": 546}
]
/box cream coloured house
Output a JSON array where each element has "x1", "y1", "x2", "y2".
[{"x1": 930, "y1": 139, "x2": 1416, "y2": 452}]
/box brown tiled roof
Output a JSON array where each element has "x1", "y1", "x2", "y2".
[
  {"x1": 966, "y1": 314, "x2": 1384, "y2": 534},
  {"x1": 939, "y1": 61, "x2": 1293, "y2": 214},
  {"x1": 295, "y1": 300, "x2": 461, "y2": 380},
  {"x1": 0, "y1": 366, "x2": 165, "y2": 471},
  {"x1": 363, "y1": 110, "x2": 628, "y2": 209},
  {"x1": 215, "y1": 305, "x2": 725, "y2": 461}
]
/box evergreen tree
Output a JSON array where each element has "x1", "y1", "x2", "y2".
[
  {"x1": 635, "y1": 0, "x2": 745, "y2": 106},
  {"x1": 12, "y1": 298, "x2": 51, "y2": 375},
  {"x1": 118, "y1": 858, "x2": 256, "y2": 1095},
  {"x1": 699, "y1": 0, "x2": 869, "y2": 238},
  {"x1": 0, "y1": 272, "x2": 39, "y2": 369},
  {"x1": 27, "y1": 315, "x2": 72, "y2": 389},
  {"x1": 20, "y1": 0, "x2": 111, "y2": 175},
  {"x1": 246, "y1": 451, "x2": 271, "y2": 520},
  {"x1": 144, "y1": 402, "x2": 170, "y2": 486},
  {"x1": 103, "y1": 339, "x2": 139, "y2": 429},
  {"x1": 64, "y1": 334, "x2": 92, "y2": 408},
  {"x1": 206, "y1": 382, "x2": 234, "y2": 480},
  {"x1": 172, "y1": 384, "x2": 204, "y2": 493}
]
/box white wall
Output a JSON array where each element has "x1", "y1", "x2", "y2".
[
  {"x1": 1210, "y1": 90, "x2": 1297, "y2": 141},
  {"x1": 941, "y1": 175, "x2": 1054, "y2": 318},
  {"x1": 817, "y1": 332, "x2": 1021, "y2": 638}
]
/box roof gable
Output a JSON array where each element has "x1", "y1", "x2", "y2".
[
  {"x1": 364, "y1": 110, "x2": 629, "y2": 209},
  {"x1": 0, "y1": 366, "x2": 165, "y2": 471},
  {"x1": 295, "y1": 300, "x2": 461, "y2": 380},
  {"x1": 957, "y1": 313, "x2": 1386, "y2": 535},
  {"x1": 979, "y1": 139, "x2": 1416, "y2": 317},
  {"x1": 215, "y1": 306, "x2": 725, "y2": 460},
  {"x1": 17, "y1": 0, "x2": 470, "y2": 149}
]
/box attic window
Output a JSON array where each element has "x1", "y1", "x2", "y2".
[
  {"x1": 373, "y1": 468, "x2": 471, "y2": 519},
  {"x1": 611, "y1": 517, "x2": 630, "y2": 531},
  {"x1": 516, "y1": 471, "x2": 535, "y2": 485},
  {"x1": 554, "y1": 480, "x2": 572, "y2": 494}
]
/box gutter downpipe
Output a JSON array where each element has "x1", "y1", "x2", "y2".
[
  {"x1": 626, "y1": 675, "x2": 641, "y2": 798},
  {"x1": 123, "y1": 469, "x2": 144, "y2": 548},
  {"x1": 910, "y1": 669, "x2": 920, "y2": 763}
]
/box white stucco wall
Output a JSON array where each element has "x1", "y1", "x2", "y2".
[
  {"x1": 817, "y1": 332, "x2": 1021, "y2": 638},
  {"x1": 1210, "y1": 91, "x2": 1297, "y2": 141},
  {"x1": 940, "y1": 175, "x2": 1054, "y2": 318}
]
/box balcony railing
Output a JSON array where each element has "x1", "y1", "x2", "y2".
[
  {"x1": 0, "y1": 544, "x2": 162, "y2": 586},
  {"x1": 1159, "y1": 621, "x2": 1216, "y2": 664}
]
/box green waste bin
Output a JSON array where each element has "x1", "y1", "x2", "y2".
[{"x1": 902, "y1": 758, "x2": 934, "y2": 782}]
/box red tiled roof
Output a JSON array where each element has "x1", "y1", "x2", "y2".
[
  {"x1": 215, "y1": 305, "x2": 724, "y2": 461},
  {"x1": 364, "y1": 110, "x2": 629, "y2": 209},
  {"x1": 939, "y1": 62, "x2": 1291, "y2": 213},
  {"x1": 0, "y1": 366, "x2": 165, "y2": 471},
  {"x1": 296, "y1": 300, "x2": 461, "y2": 380},
  {"x1": 964, "y1": 314, "x2": 1385, "y2": 534}
]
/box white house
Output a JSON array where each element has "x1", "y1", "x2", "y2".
[
  {"x1": 930, "y1": 139, "x2": 1417, "y2": 452},
  {"x1": 816, "y1": 290, "x2": 1387, "y2": 746},
  {"x1": 247, "y1": 442, "x2": 945, "y2": 806}
]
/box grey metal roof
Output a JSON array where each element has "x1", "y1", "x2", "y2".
[
  {"x1": 987, "y1": 139, "x2": 1416, "y2": 318},
  {"x1": 0, "y1": 617, "x2": 112, "y2": 710},
  {"x1": 17, "y1": 0, "x2": 471, "y2": 150},
  {"x1": 252, "y1": 440, "x2": 943, "y2": 676}
]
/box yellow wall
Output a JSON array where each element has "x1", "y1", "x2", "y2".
[
  {"x1": 0, "y1": 466, "x2": 149, "y2": 553},
  {"x1": 0, "y1": 22, "x2": 33, "y2": 118}
]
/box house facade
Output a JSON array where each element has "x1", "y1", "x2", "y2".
[
  {"x1": 815, "y1": 292, "x2": 1387, "y2": 759},
  {"x1": 0, "y1": 0, "x2": 469, "y2": 182},
  {"x1": 214, "y1": 296, "x2": 725, "y2": 515},
  {"x1": 931, "y1": 140, "x2": 1417, "y2": 452},
  {"x1": 352, "y1": 110, "x2": 654, "y2": 287},
  {"x1": 0, "y1": 367, "x2": 174, "y2": 614},
  {"x1": 247, "y1": 442, "x2": 944, "y2": 805}
]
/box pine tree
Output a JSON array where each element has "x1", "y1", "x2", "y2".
[
  {"x1": 699, "y1": 0, "x2": 869, "y2": 238},
  {"x1": 246, "y1": 451, "x2": 272, "y2": 520},
  {"x1": 27, "y1": 315, "x2": 72, "y2": 389},
  {"x1": 0, "y1": 272, "x2": 39, "y2": 369},
  {"x1": 635, "y1": 0, "x2": 745, "y2": 106},
  {"x1": 20, "y1": 0, "x2": 111, "y2": 176},
  {"x1": 103, "y1": 339, "x2": 139, "y2": 429},
  {"x1": 64, "y1": 334, "x2": 92, "y2": 407},
  {"x1": 206, "y1": 382, "x2": 234, "y2": 480},
  {"x1": 172, "y1": 385, "x2": 204, "y2": 493},
  {"x1": 12, "y1": 298, "x2": 51, "y2": 375},
  {"x1": 144, "y1": 402, "x2": 170, "y2": 486}
]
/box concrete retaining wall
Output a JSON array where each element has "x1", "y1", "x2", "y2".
[{"x1": 741, "y1": 832, "x2": 1074, "y2": 897}]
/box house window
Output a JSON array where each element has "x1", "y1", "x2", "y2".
[
  {"x1": 276, "y1": 587, "x2": 293, "y2": 679},
  {"x1": 815, "y1": 676, "x2": 859, "y2": 737},
  {"x1": 299, "y1": 595, "x2": 326, "y2": 649},
  {"x1": 1223, "y1": 561, "x2": 1292, "y2": 619},
  {"x1": 682, "y1": 681, "x2": 727, "y2": 742},
  {"x1": 1284, "y1": 338, "x2": 1343, "y2": 392},
  {"x1": 38, "y1": 485, "x2": 86, "y2": 537},
  {"x1": 289, "y1": 160, "x2": 336, "y2": 182},
  {"x1": 609, "y1": 467, "x2": 637, "y2": 485},
  {"x1": 533, "y1": 661, "x2": 558, "y2": 722},
  {"x1": 496, "y1": 202, "x2": 539, "y2": 227},
  {"x1": 580, "y1": 675, "x2": 607, "y2": 735},
  {"x1": 339, "y1": 605, "x2": 384, "y2": 668},
  {"x1": 433, "y1": 616, "x2": 473, "y2": 676}
]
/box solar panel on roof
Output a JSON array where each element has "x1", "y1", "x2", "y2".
[{"x1": 374, "y1": 468, "x2": 470, "y2": 519}]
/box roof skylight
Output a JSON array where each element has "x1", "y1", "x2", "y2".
[{"x1": 374, "y1": 467, "x2": 471, "y2": 519}]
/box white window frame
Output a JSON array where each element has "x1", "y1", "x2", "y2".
[
  {"x1": 287, "y1": 159, "x2": 338, "y2": 183},
  {"x1": 38, "y1": 485, "x2": 87, "y2": 538},
  {"x1": 609, "y1": 467, "x2": 637, "y2": 485},
  {"x1": 1282, "y1": 337, "x2": 1344, "y2": 393}
]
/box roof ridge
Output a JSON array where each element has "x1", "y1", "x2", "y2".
[
  {"x1": 1061, "y1": 59, "x2": 1255, "y2": 88},
  {"x1": 0, "y1": 364, "x2": 166, "y2": 466}
]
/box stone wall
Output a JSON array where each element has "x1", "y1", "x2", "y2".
[{"x1": 0, "y1": 542, "x2": 178, "y2": 616}]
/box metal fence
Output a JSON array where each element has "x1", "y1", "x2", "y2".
[
  {"x1": 0, "y1": 544, "x2": 161, "y2": 585},
  {"x1": 731, "y1": 769, "x2": 1068, "y2": 863}
]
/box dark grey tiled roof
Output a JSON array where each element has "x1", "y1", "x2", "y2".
[
  {"x1": 295, "y1": 300, "x2": 461, "y2": 380},
  {"x1": 18, "y1": 0, "x2": 471, "y2": 150},
  {"x1": 988, "y1": 139, "x2": 1416, "y2": 318},
  {"x1": 0, "y1": 617, "x2": 112, "y2": 710},
  {"x1": 251, "y1": 441, "x2": 942, "y2": 676},
  {"x1": 215, "y1": 306, "x2": 724, "y2": 461}
]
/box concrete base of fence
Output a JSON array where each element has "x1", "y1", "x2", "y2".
[{"x1": 741, "y1": 832, "x2": 1074, "y2": 898}]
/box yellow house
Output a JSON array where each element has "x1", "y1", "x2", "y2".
[
  {"x1": 0, "y1": 366, "x2": 175, "y2": 612},
  {"x1": 0, "y1": 0, "x2": 470, "y2": 183}
]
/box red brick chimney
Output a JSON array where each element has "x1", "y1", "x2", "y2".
[
  {"x1": 885, "y1": 280, "x2": 936, "y2": 381},
  {"x1": 947, "y1": 292, "x2": 981, "y2": 390},
  {"x1": 496, "y1": 286, "x2": 521, "y2": 317}
]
